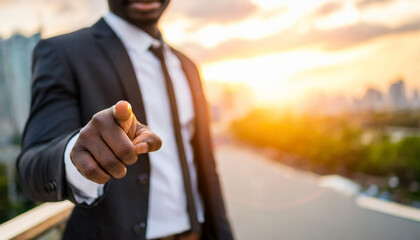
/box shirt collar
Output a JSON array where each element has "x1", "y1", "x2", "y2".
[{"x1": 103, "y1": 12, "x2": 161, "y2": 53}]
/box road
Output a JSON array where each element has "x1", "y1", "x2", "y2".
[{"x1": 215, "y1": 144, "x2": 420, "y2": 240}]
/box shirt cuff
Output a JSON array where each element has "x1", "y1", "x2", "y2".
[{"x1": 64, "y1": 133, "x2": 104, "y2": 205}]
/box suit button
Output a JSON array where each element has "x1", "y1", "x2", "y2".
[
  {"x1": 44, "y1": 181, "x2": 57, "y2": 194},
  {"x1": 137, "y1": 174, "x2": 149, "y2": 185},
  {"x1": 132, "y1": 222, "x2": 146, "y2": 236}
]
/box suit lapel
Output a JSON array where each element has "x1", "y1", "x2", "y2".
[
  {"x1": 170, "y1": 48, "x2": 206, "y2": 123},
  {"x1": 172, "y1": 49, "x2": 228, "y2": 237},
  {"x1": 91, "y1": 18, "x2": 148, "y2": 124}
]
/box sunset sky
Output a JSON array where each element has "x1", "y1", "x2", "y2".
[{"x1": 1, "y1": 0, "x2": 420, "y2": 106}]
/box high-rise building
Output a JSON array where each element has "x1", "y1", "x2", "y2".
[
  {"x1": 0, "y1": 39, "x2": 13, "y2": 147},
  {"x1": 362, "y1": 88, "x2": 384, "y2": 111},
  {"x1": 0, "y1": 32, "x2": 41, "y2": 144},
  {"x1": 388, "y1": 79, "x2": 408, "y2": 111},
  {"x1": 411, "y1": 89, "x2": 419, "y2": 109}
]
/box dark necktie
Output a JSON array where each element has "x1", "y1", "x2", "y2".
[{"x1": 149, "y1": 42, "x2": 201, "y2": 234}]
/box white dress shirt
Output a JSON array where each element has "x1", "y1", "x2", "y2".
[{"x1": 64, "y1": 12, "x2": 204, "y2": 239}]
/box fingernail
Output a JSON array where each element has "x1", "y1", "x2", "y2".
[{"x1": 127, "y1": 103, "x2": 132, "y2": 113}]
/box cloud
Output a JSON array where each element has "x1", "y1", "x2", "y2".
[
  {"x1": 355, "y1": 0, "x2": 396, "y2": 9},
  {"x1": 168, "y1": 0, "x2": 259, "y2": 24},
  {"x1": 0, "y1": 0, "x2": 107, "y2": 37},
  {"x1": 176, "y1": 18, "x2": 420, "y2": 64},
  {"x1": 313, "y1": 1, "x2": 344, "y2": 17}
]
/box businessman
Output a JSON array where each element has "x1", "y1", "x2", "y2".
[{"x1": 17, "y1": 0, "x2": 234, "y2": 239}]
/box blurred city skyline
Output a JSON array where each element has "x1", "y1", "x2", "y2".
[
  {"x1": 1, "y1": 1, "x2": 420, "y2": 234},
  {"x1": 0, "y1": 0, "x2": 420, "y2": 107}
]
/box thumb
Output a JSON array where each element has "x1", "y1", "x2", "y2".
[{"x1": 113, "y1": 100, "x2": 136, "y2": 139}]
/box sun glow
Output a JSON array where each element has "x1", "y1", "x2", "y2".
[{"x1": 201, "y1": 44, "x2": 375, "y2": 105}]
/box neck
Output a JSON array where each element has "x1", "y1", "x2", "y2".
[
  {"x1": 136, "y1": 24, "x2": 160, "y2": 39},
  {"x1": 110, "y1": 11, "x2": 161, "y2": 39}
]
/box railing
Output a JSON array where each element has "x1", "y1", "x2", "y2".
[{"x1": 0, "y1": 201, "x2": 74, "y2": 240}]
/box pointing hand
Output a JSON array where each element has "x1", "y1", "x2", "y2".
[{"x1": 70, "y1": 101, "x2": 162, "y2": 184}]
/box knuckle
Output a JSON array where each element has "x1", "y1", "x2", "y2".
[
  {"x1": 91, "y1": 113, "x2": 104, "y2": 127},
  {"x1": 82, "y1": 164, "x2": 100, "y2": 180},
  {"x1": 142, "y1": 132, "x2": 162, "y2": 151},
  {"x1": 69, "y1": 150, "x2": 78, "y2": 163},
  {"x1": 78, "y1": 127, "x2": 94, "y2": 140},
  {"x1": 97, "y1": 175, "x2": 111, "y2": 184},
  {"x1": 114, "y1": 168, "x2": 127, "y2": 179},
  {"x1": 103, "y1": 159, "x2": 120, "y2": 172},
  {"x1": 124, "y1": 156, "x2": 137, "y2": 166},
  {"x1": 116, "y1": 142, "x2": 136, "y2": 163},
  {"x1": 141, "y1": 131, "x2": 154, "y2": 141},
  {"x1": 70, "y1": 146, "x2": 88, "y2": 163},
  {"x1": 78, "y1": 128, "x2": 88, "y2": 138},
  {"x1": 155, "y1": 136, "x2": 163, "y2": 149},
  {"x1": 149, "y1": 138, "x2": 162, "y2": 152},
  {"x1": 137, "y1": 124, "x2": 148, "y2": 132}
]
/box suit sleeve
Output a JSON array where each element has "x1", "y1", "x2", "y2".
[{"x1": 17, "y1": 39, "x2": 83, "y2": 203}]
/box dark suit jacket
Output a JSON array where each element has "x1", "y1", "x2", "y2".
[{"x1": 17, "y1": 18, "x2": 233, "y2": 240}]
